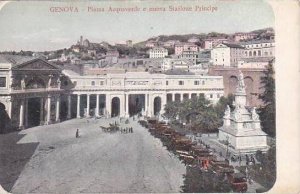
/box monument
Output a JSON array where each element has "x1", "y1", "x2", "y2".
[{"x1": 218, "y1": 70, "x2": 268, "y2": 153}]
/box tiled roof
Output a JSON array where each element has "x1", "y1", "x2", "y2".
[
  {"x1": 222, "y1": 43, "x2": 244, "y2": 49},
  {"x1": 240, "y1": 39, "x2": 275, "y2": 45},
  {"x1": 0, "y1": 54, "x2": 36, "y2": 66}
]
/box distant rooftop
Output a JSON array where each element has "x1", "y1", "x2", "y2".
[
  {"x1": 240, "y1": 39, "x2": 275, "y2": 45},
  {"x1": 0, "y1": 54, "x2": 36, "y2": 66},
  {"x1": 222, "y1": 43, "x2": 244, "y2": 49}
]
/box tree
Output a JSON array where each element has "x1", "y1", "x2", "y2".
[
  {"x1": 213, "y1": 94, "x2": 234, "y2": 119},
  {"x1": 258, "y1": 60, "x2": 276, "y2": 137}
]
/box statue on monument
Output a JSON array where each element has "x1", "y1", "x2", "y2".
[
  {"x1": 251, "y1": 107, "x2": 260, "y2": 121},
  {"x1": 233, "y1": 104, "x2": 243, "y2": 121},
  {"x1": 21, "y1": 77, "x2": 26, "y2": 90},
  {"x1": 237, "y1": 70, "x2": 246, "y2": 92},
  {"x1": 48, "y1": 75, "x2": 53, "y2": 88},
  {"x1": 141, "y1": 108, "x2": 145, "y2": 116},
  {"x1": 224, "y1": 105, "x2": 231, "y2": 119},
  {"x1": 57, "y1": 77, "x2": 61, "y2": 89}
]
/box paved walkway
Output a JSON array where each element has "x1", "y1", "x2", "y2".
[{"x1": 7, "y1": 118, "x2": 185, "y2": 194}]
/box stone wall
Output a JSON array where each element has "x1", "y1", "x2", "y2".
[{"x1": 208, "y1": 66, "x2": 266, "y2": 107}]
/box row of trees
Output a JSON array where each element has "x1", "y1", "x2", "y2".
[
  {"x1": 163, "y1": 94, "x2": 234, "y2": 133},
  {"x1": 258, "y1": 61, "x2": 276, "y2": 137}
]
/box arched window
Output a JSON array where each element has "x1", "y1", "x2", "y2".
[{"x1": 258, "y1": 50, "x2": 261, "y2": 56}]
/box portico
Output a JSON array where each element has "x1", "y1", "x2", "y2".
[
  {"x1": 0, "y1": 55, "x2": 72, "y2": 131},
  {"x1": 67, "y1": 72, "x2": 224, "y2": 118}
]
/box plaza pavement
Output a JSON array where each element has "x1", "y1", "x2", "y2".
[{"x1": 5, "y1": 117, "x2": 185, "y2": 194}]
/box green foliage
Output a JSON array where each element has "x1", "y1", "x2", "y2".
[
  {"x1": 258, "y1": 61, "x2": 276, "y2": 137},
  {"x1": 164, "y1": 94, "x2": 234, "y2": 133}
]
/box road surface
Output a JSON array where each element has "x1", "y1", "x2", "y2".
[{"x1": 9, "y1": 118, "x2": 185, "y2": 194}]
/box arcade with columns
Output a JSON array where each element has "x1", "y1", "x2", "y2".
[
  {"x1": 68, "y1": 72, "x2": 225, "y2": 119},
  {"x1": 0, "y1": 54, "x2": 224, "y2": 132}
]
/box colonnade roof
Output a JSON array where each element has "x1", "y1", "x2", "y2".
[{"x1": 65, "y1": 71, "x2": 223, "y2": 79}]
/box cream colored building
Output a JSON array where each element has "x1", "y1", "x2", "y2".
[
  {"x1": 241, "y1": 40, "x2": 275, "y2": 58},
  {"x1": 237, "y1": 58, "x2": 271, "y2": 69},
  {"x1": 149, "y1": 47, "x2": 168, "y2": 58},
  {"x1": 161, "y1": 58, "x2": 193, "y2": 71},
  {"x1": 175, "y1": 43, "x2": 198, "y2": 56},
  {"x1": 66, "y1": 71, "x2": 224, "y2": 118},
  {"x1": 211, "y1": 43, "x2": 245, "y2": 67},
  {"x1": 0, "y1": 54, "x2": 224, "y2": 133}
]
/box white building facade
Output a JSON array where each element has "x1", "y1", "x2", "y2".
[
  {"x1": 211, "y1": 43, "x2": 231, "y2": 67},
  {"x1": 211, "y1": 43, "x2": 245, "y2": 67},
  {"x1": 67, "y1": 72, "x2": 224, "y2": 118},
  {"x1": 0, "y1": 54, "x2": 224, "y2": 132},
  {"x1": 149, "y1": 47, "x2": 168, "y2": 58},
  {"x1": 175, "y1": 43, "x2": 198, "y2": 56},
  {"x1": 241, "y1": 40, "x2": 275, "y2": 59}
]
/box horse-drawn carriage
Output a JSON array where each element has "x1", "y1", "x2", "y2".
[{"x1": 227, "y1": 172, "x2": 248, "y2": 192}]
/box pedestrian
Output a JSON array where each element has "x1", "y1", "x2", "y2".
[
  {"x1": 245, "y1": 167, "x2": 249, "y2": 179},
  {"x1": 76, "y1": 129, "x2": 79, "y2": 138}
]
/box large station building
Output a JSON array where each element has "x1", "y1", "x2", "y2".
[{"x1": 0, "y1": 54, "x2": 224, "y2": 133}]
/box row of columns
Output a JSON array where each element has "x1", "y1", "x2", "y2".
[
  {"x1": 19, "y1": 95, "x2": 72, "y2": 129},
  {"x1": 76, "y1": 93, "x2": 162, "y2": 118},
  {"x1": 169, "y1": 92, "x2": 202, "y2": 102},
  {"x1": 74, "y1": 92, "x2": 217, "y2": 119}
]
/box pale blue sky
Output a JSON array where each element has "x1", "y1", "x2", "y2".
[{"x1": 0, "y1": 0, "x2": 274, "y2": 51}]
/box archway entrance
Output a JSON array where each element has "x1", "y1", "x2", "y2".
[
  {"x1": 60, "y1": 101, "x2": 68, "y2": 121},
  {"x1": 0, "y1": 103, "x2": 7, "y2": 133},
  {"x1": 129, "y1": 94, "x2": 145, "y2": 116},
  {"x1": 153, "y1": 96, "x2": 161, "y2": 116},
  {"x1": 111, "y1": 97, "x2": 120, "y2": 117},
  {"x1": 27, "y1": 98, "x2": 41, "y2": 127}
]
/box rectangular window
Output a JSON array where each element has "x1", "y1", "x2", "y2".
[
  {"x1": 100, "y1": 81, "x2": 104, "y2": 85},
  {"x1": 73, "y1": 81, "x2": 77, "y2": 86},
  {"x1": 194, "y1": 81, "x2": 199, "y2": 85},
  {"x1": 0, "y1": 77, "x2": 6, "y2": 87},
  {"x1": 210, "y1": 94, "x2": 213, "y2": 98},
  {"x1": 179, "y1": 81, "x2": 184, "y2": 85},
  {"x1": 166, "y1": 81, "x2": 168, "y2": 85},
  {"x1": 91, "y1": 81, "x2": 95, "y2": 86}
]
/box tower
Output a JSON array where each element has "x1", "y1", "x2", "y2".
[{"x1": 80, "y1": 36, "x2": 83, "y2": 46}]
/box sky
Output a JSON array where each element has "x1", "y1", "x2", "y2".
[{"x1": 0, "y1": 0, "x2": 274, "y2": 51}]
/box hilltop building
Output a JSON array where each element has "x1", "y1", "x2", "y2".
[
  {"x1": 175, "y1": 43, "x2": 198, "y2": 56},
  {"x1": 241, "y1": 40, "x2": 275, "y2": 59},
  {"x1": 149, "y1": 47, "x2": 168, "y2": 58},
  {"x1": 233, "y1": 32, "x2": 257, "y2": 42},
  {"x1": 211, "y1": 43, "x2": 245, "y2": 67},
  {"x1": 202, "y1": 38, "x2": 228, "y2": 50}
]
